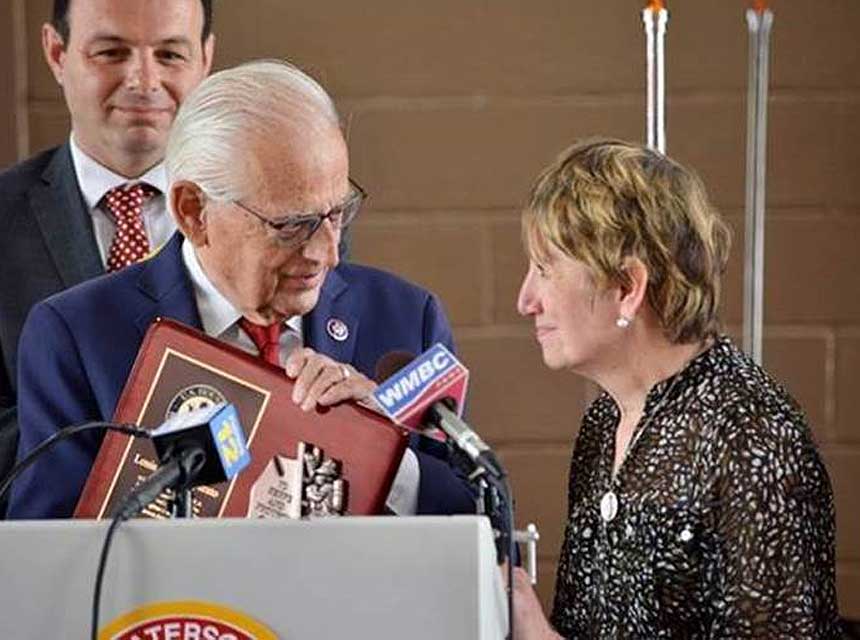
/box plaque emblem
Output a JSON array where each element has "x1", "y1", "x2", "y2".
[
  {"x1": 165, "y1": 384, "x2": 228, "y2": 420},
  {"x1": 326, "y1": 318, "x2": 349, "y2": 342},
  {"x1": 248, "y1": 442, "x2": 348, "y2": 519}
]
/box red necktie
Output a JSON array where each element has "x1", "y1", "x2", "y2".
[
  {"x1": 239, "y1": 318, "x2": 282, "y2": 366},
  {"x1": 102, "y1": 182, "x2": 159, "y2": 273}
]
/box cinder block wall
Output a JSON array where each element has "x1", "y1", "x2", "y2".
[{"x1": 3, "y1": 0, "x2": 858, "y2": 617}]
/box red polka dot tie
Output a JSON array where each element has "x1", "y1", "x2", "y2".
[
  {"x1": 103, "y1": 183, "x2": 159, "y2": 273},
  {"x1": 239, "y1": 318, "x2": 283, "y2": 367}
]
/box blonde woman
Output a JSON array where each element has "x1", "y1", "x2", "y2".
[{"x1": 512, "y1": 140, "x2": 840, "y2": 638}]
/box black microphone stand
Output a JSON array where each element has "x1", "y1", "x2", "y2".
[
  {"x1": 172, "y1": 487, "x2": 194, "y2": 518},
  {"x1": 470, "y1": 470, "x2": 512, "y2": 562},
  {"x1": 448, "y1": 444, "x2": 516, "y2": 640},
  {"x1": 93, "y1": 447, "x2": 207, "y2": 640}
]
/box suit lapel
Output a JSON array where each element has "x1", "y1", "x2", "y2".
[
  {"x1": 128, "y1": 244, "x2": 353, "y2": 358},
  {"x1": 29, "y1": 144, "x2": 103, "y2": 288},
  {"x1": 305, "y1": 268, "x2": 358, "y2": 365},
  {"x1": 132, "y1": 232, "x2": 202, "y2": 337}
]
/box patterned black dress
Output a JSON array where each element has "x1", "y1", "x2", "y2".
[{"x1": 550, "y1": 336, "x2": 841, "y2": 639}]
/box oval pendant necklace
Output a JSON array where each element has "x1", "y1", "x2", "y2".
[
  {"x1": 600, "y1": 491, "x2": 619, "y2": 522},
  {"x1": 600, "y1": 373, "x2": 683, "y2": 524}
]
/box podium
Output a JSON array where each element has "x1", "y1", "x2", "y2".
[{"x1": 0, "y1": 516, "x2": 508, "y2": 639}]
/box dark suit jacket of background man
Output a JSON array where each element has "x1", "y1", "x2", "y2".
[
  {"x1": 0, "y1": 144, "x2": 104, "y2": 515},
  {"x1": 8, "y1": 232, "x2": 473, "y2": 519}
]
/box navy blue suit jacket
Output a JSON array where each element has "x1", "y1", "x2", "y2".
[{"x1": 8, "y1": 233, "x2": 473, "y2": 518}]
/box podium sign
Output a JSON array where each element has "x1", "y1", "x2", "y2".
[
  {"x1": 75, "y1": 319, "x2": 408, "y2": 519},
  {"x1": 0, "y1": 517, "x2": 508, "y2": 639}
]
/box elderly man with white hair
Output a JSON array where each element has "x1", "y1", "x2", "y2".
[{"x1": 8, "y1": 60, "x2": 474, "y2": 519}]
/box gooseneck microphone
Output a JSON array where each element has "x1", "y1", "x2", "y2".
[
  {"x1": 372, "y1": 345, "x2": 505, "y2": 479},
  {"x1": 424, "y1": 399, "x2": 505, "y2": 480},
  {"x1": 115, "y1": 402, "x2": 251, "y2": 520},
  {"x1": 115, "y1": 447, "x2": 206, "y2": 521}
]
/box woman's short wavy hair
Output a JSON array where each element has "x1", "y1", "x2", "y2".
[{"x1": 522, "y1": 138, "x2": 731, "y2": 344}]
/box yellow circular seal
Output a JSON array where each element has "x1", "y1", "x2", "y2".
[{"x1": 100, "y1": 600, "x2": 278, "y2": 640}]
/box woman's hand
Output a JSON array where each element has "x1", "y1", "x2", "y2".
[{"x1": 504, "y1": 565, "x2": 563, "y2": 640}]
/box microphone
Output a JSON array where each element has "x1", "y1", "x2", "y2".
[
  {"x1": 116, "y1": 402, "x2": 250, "y2": 520},
  {"x1": 373, "y1": 344, "x2": 468, "y2": 429},
  {"x1": 424, "y1": 399, "x2": 504, "y2": 479},
  {"x1": 116, "y1": 448, "x2": 206, "y2": 520},
  {"x1": 374, "y1": 350, "x2": 414, "y2": 383},
  {"x1": 372, "y1": 344, "x2": 504, "y2": 479}
]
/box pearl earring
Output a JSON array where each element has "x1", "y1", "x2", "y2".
[{"x1": 616, "y1": 316, "x2": 631, "y2": 329}]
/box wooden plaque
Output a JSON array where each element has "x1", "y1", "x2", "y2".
[{"x1": 74, "y1": 318, "x2": 408, "y2": 519}]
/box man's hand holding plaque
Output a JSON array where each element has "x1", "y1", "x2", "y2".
[{"x1": 285, "y1": 348, "x2": 377, "y2": 412}]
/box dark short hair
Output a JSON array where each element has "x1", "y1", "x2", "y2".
[{"x1": 51, "y1": 0, "x2": 214, "y2": 45}]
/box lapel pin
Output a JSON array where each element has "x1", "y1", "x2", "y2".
[{"x1": 326, "y1": 318, "x2": 349, "y2": 342}]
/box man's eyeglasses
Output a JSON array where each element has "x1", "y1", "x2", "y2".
[{"x1": 232, "y1": 178, "x2": 367, "y2": 247}]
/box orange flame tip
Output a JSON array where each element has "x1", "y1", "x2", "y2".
[
  {"x1": 752, "y1": 0, "x2": 768, "y2": 13},
  {"x1": 646, "y1": 0, "x2": 666, "y2": 11}
]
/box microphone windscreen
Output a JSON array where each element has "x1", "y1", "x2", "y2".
[
  {"x1": 372, "y1": 344, "x2": 469, "y2": 431},
  {"x1": 374, "y1": 350, "x2": 416, "y2": 383},
  {"x1": 151, "y1": 403, "x2": 250, "y2": 486}
]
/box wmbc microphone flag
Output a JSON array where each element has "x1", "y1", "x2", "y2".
[{"x1": 373, "y1": 343, "x2": 469, "y2": 430}]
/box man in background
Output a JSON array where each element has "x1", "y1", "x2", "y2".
[{"x1": 0, "y1": 0, "x2": 215, "y2": 514}]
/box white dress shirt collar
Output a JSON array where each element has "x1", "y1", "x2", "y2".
[
  {"x1": 180, "y1": 237, "x2": 301, "y2": 338},
  {"x1": 69, "y1": 135, "x2": 168, "y2": 209}
]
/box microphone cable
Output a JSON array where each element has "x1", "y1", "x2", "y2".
[
  {"x1": 0, "y1": 421, "x2": 150, "y2": 506},
  {"x1": 91, "y1": 510, "x2": 125, "y2": 640},
  {"x1": 0, "y1": 421, "x2": 151, "y2": 640},
  {"x1": 91, "y1": 447, "x2": 207, "y2": 640},
  {"x1": 449, "y1": 441, "x2": 516, "y2": 640}
]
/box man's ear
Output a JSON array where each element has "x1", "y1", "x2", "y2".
[
  {"x1": 42, "y1": 23, "x2": 67, "y2": 86},
  {"x1": 616, "y1": 256, "x2": 649, "y2": 321},
  {"x1": 171, "y1": 181, "x2": 209, "y2": 247},
  {"x1": 201, "y1": 34, "x2": 215, "y2": 76}
]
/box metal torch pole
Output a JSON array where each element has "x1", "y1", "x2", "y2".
[
  {"x1": 743, "y1": 5, "x2": 773, "y2": 363},
  {"x1": 642, "y1": 2, "x2": 669, "y2": 154}
]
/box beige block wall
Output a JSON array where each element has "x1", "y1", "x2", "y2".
[{"x1": 3, "y1": 0, "x2": 859, "y2": 618}]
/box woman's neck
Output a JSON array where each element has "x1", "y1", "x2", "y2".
[{"x1": 594, "y1": 329, "x2": 708, "y2": 422}]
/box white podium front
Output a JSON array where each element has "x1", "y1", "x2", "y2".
[{"x1": 0, "y1": 516, "x2": 507, "y2": 639}]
